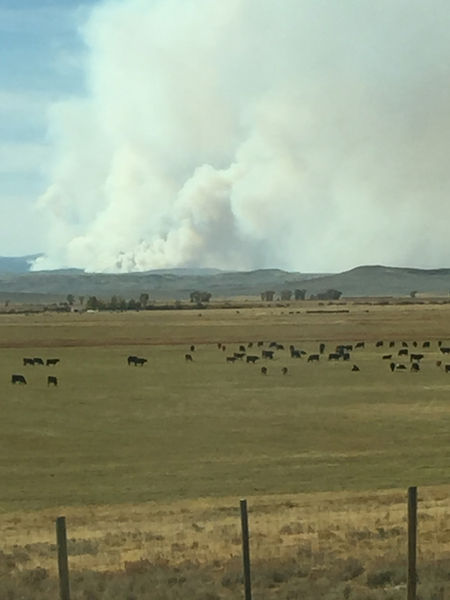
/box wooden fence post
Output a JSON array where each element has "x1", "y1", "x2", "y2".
[
  {"x1": 56, "y1": 516, "x2": 71, "y2": 600},
  {"x1": 407, "y1": 486, "x2": 417, "y2": 600},
  {"x1": 240, "y1": 499, "x2": 252, "y2": 600}
]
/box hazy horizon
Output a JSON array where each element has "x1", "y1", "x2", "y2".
[{"x1": 2, "y1": 1, "x2": 450, "y2": 273}]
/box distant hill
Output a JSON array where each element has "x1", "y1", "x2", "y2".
[
  {"x1": 0, "y1": 261, "x2": 448, "y2": 301},
  {"x1": 0, "y1": 254, "x2": 42, "y2": 273}
]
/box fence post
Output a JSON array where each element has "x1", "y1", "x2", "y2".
[
  {"x1": 407, "y1": 486, "x2": 417, "y2": 600},
  {"x1": 240, "y1": 499, "x2": 252, "y2": 600},
  {"x1": 56, "y1": 516, "x2": 71, "y2": 600}
]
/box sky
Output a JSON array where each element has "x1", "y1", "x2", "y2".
[{"x1": 1, "y1": 0, "x2": 450, "y2": 273}]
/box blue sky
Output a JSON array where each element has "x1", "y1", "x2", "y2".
[{"x1": 0, "y1": 0, "x2": 96, "y2": 255}]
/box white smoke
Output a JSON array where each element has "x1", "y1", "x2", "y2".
[{"x1": 34, "y1": 0, "x2": 450, "y2": 272}]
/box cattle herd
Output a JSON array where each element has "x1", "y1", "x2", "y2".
[
  {"x1": 11, "y1": 357, "x2": 60, "y2": 386},
  {"x1": 126, "y1": 338, "x2": 450, "y2": 379}
]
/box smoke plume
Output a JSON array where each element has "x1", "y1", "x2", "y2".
[{"x1": 34, "y1": 0, "x2": 450, "y2": 272}]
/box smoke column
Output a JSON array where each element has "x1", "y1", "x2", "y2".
[{"x1": 34, "y1": 0, "x2": 450, "y2": 272}]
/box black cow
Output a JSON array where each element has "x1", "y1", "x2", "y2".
[
  {"x1": 261, "y1": 366, "x2": 267, "y2": 375},
  {"x1": 269, "y1": 341, "x2": 278, "y2": 348},
  {"x1": 291, "y1": 349, "x2": 302, "y2": 358},
  {"x1": 351, "y1": 364, "x2": 360, "y2": 371},
  {"x1": 410, "y1": 363, "x2": 420, "y2": 372},
  {"x1": 389, "y1": 341, "x2": 395, "y2": 348},
  {"x1": 23, "y1": 358, "x2": 34, "y2": 366},
  {"x1": 390, "y1": 362, "x2": 396, "y2": 372},
  {"x1": 412, "y1": 341, "x2": 418, "y2": 348},
  {"x1": 185, "y1": 354, "x2": 193, "y2": 362},
  {"x1": 234, "y1": 352, "x2": 245, "y2": 360},
  {"x1": 445, "y1": 365, "x2": 450, "y2": 373},
  {"x1": 257, "y1": 341, "x2": 264, "y2": 347},
  {"x1": 319, "y1": 343, "x2": 326, "y2": 354},
  {"x1": 217, "y1": 343, "x2": 222, "y2": 349},
  {"x1": 382, "y1": 354, "x2": 393, "y2": 360},
  {"x1": 342, "y1": 353, "x2": 350, "y2": 361},
  {"x1": 410, "y1": 353, "x2": 424, "y2": 362},
  {"x1": 401, "y1": 341, "x2": 409, "y2": 348},
  {"x1": 396, "y1": 364, "x2": 407, "y2": 371},
  {"x1": 436, "y1": 360, "x2": 442, "y2": 368},
  {"x1": 328, "y1": 353, "x2": 340, "y2": 360},
  {"x1": 135, "y1": 357, "x2": 147, "y2": 366},
  {"x1": 47, "y1": 376, "x2": 58, "y2": 386},
  {"x1": 275, "y1": 344, "x2": 284, "y2": 350},
  {"x1": 190, "y1": 345, "x2": 195, "y2": 352},
  {"x1": 12, "y1": 374, "x2": 26, "y2": 384},
  {"x1": 422, "y1": 341, "x2": 430, "y2": 348},
  {"x1": 226, "y1": 356, "x2": 236, "y2": 363},
  {"x1": 376, "y1": 340, "x2": 384, "y2": 347},
  {"x1": 33, "y1": 357, "x2": 44, "y2": 365},
  {"x1": 440, "y1": 347, "x2": 450, "y2": 354},
  {"x1": 281, "y1": 367, "x2": 288, "y2": 375},
  {"x1": 307, "y1": 354, "x2": 319, "y2": 362},
  {"x1": 247, "y1": 342, "x2": 253, "y2": 348},
  {"x1": 46, "y1": 358, "x2": 60, "y2": 366},
  {"x1": 127, "y1": 355, "x2": 139, "y2": 366},
  {"x1": 239, "y1": 345, "x2": 246, "y2": 353},
  {"x1": 398, "y1": 349, "x2": 408, "y2": 357},
  {"x1": 262, "y1": 350, "x2": 274, "y2": 359},
  {"x1": 246, "y1": 355, "x2": 259, "y2": 364},
  {"x1": 355, "y1": 342, "x2": 365, "y2": 349}
]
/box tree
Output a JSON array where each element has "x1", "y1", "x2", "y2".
[
  {"x1": 313, "y1": 289, "x2": 343, "y2": 300},
  {"x1": 261, "y1": 290, "x2": 275, "y2": 301},
  {"x1": 190, "y1": 291, "x2": 212, "y2": 303},
  {"x1": 139, "y1": 293, "x2": 149, "y2": 308},
  {"x1": 86, "y1": 296, "x2": 99, "y2": 310},
  {"x1": 280, "y1": 289, "x2": 292, "y2": 301},
  {"x1": 410, "y1": 290, "x2": 418, "y2": 298},
  {"x1": 66, "y1": 294, "x2": 75, "y2": 306},
  {"x1": 78, "y1": 296, "x2": 85, "y2": 306},
  {"x1": 294, "y1": 289, "x2": 306, "y2": 300}
]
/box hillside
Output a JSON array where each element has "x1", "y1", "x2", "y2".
[{"x1": 0, "y1": 264, "x2": 448, "y2": 302}]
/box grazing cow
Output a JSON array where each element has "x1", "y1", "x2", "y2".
[
  {"x1": 342, "y1": 353, "x2": 350, "y2": 361},
  {"x1": 375, "y1": 340, "x2": 384, "y2": 347},
  {"x1": 246, "y1": 355, "x2": 259, "y2": 364},
  {"x1": 135, "y1": 357, "x2": 147, "y2": 366},
  {"x1": 33, "y1": 357, "x2": 44, "y2": 365},
  {"x1": 307, "y1": 354, "x2": 320, "y2": 362},
  {"x1": 440, "y1": 347, "x2": 450, "y2": 354},
  {"x1": 401, "y1": 341, "x2": 408, "y2": 348},
  {"x1": 226, "y1": 356, "x2": 236, "y2": 363},
  {"x1": 398, "y1": 349, "x2": 409, "y2": 357},
  {"x1": 382, "y1": 354, "x2": 393, "y2": 360},
  {"x1": 217, "y1": 343, "x2": 222, "y2": 349},
  {"x1": 396, "y1": 364, "x2": 407, "y2": 371},
  {"x1": 389, "y1": 341, "x2": 395, "y2": 348},
  {"x1": 190, "y1": 345, "x2": 195, "y2": 352},
  {"x1": 185, "y1": 354, "x2": 193, "y2": 362},
  {"x1": 127, "y1": 355, "x2": 139, "y2": 366},
  {"x1": 46, "y1": 358, "x2": 60, "y2": 366},
  {"x1": 257, "y1": 341, "x2": 264, "y2": 347},
  {"x1": 291, "y1": 349, "x2": 302, "y2": 358},
  {"x1": 47, "y1": 375, "x2": 58, "y2": 386},
  {"x1": 410, "y1": 363, "x2": 420, "y2": 372},
  {"x1": 239, "y1": 345, "x2": 246, "y2": 353},
  {"x1": 355, "y1": 342, "x2": 365, "y2": 349},
  {"x1": 412, "y1": 341, "x2": 418, "y2": 348},
  {"x1": 275, "y1": 343, "x2": 284, "y2": 350},
  {"x1": 351, "y1": 364, "x2": 360, "y2": 371},
  {"x1": 390, "y1": 362, "x2": 396, "y2": 372},
  {"x1": 328, "y1": 353, "x2": 340, "y2": 361},
  {"x1": 11, "y1": 374, "x2": 26, "y2": 384},
  {"x1": 23, "y1": 358, "x2": 34, "y2": 366},
  {"x1": 445, "y1": 365, "x2": 450, "y2": 373},
  {"x1": 222, "y1": 345, "x2": 226, "y2": 352},
  {"x1": 261, "y1": 366, "x2": 267, "y2": 375},
  {"x1": 262, "y1": 350, "x2": 274, "y2": 359},
  {"x1": 233, "y1": 352, "x2": 245, "y2": 360},
  {"x1": 248, "y1": 342, "x2": 253, "y2": 348},
  {"x1": 281, "y1": 367, "x2": 288, "y2": 375},
  {"x1": 438, "y1": 341, "x2": 443, "y2": 347},
  {"x1": 269, "y1": 341, "x2": 278, "y2": 348},
  {"x1": 436, "y1": 361, "x2": 442, "y2": 368},
  {"x1": 319, "y1": 343, "x2": 326, "y2": 354},
  {"x1": 422, "y1": 341, "x2": 430, "y2": 348},
  {"x1": 410, "y1": 353, "x2": 424, "y2": 362}
]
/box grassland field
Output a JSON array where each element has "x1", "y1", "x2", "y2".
[{"x1": 2, "y1": 302, "x2": 450, "y2": 599}]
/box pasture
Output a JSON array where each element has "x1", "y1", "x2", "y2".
[
  {"x1": 2, "y1": 303, "x2": 450, "y2": 598},
  {"x1": 2, "y1": 303, "x2": 450, "y2": 512}
]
